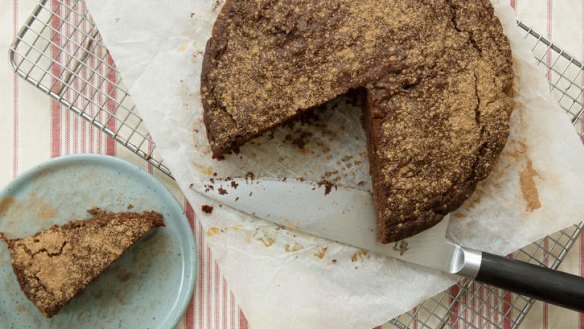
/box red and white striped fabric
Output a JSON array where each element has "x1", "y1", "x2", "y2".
[{"x1": 0, "y1": 0, "x2": 582, "y2": 328}]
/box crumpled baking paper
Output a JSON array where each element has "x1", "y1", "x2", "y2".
[{"x1": 84, "y1": 0, "x2": 584, "y2": 328}]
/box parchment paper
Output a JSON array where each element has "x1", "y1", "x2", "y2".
[{"x1": 84, "y1": 0, "x2": 584, "y2": 328}]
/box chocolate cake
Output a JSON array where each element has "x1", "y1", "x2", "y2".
[
  {"x1": 0, "y1": 209, "x2": 164, "y2": 317},
  {"x1": 201, "y1": 0, "x2": 514, "y2": 242}
]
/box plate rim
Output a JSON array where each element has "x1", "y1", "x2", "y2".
[{"x1": 0, "y1": 154, "x2": 197, "y2": 329}]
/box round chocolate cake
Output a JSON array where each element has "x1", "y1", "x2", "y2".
[{"x1": 201, "y1": 0, "x2": 514, "y2": 243}]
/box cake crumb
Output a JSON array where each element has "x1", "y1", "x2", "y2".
[
  {"x1": 201, "y1": 205, "x2": 214, "y2": 214},
  {"x1": 318, "y1": 180, "x2": 336, "y2": 195}
]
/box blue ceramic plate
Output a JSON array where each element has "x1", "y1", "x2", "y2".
[{"x1": 0, "y1": 154, "x2": 196, "y2": 329}]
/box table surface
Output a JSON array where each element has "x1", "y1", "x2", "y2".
[{"x1": 1, "y1": 0, "x2": 583, "y2": 328}]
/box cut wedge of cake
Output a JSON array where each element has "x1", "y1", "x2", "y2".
[
  {"x1": 201, "y1": 0, "x2": 514, "y2": 242},
  {"x1": 0, "y1": 208, "x2": 164, "y2": 318}
]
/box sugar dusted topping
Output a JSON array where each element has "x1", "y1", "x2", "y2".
[
  {"x1": 0, "y1": 209, "x2": 164, "y2": 317},
  {"x1": 366, "y1": 0, "x2": 513, "y2": 242},
  {"x1": 202, "y1": 0, "x2": 430, "y2": 155},
  {"x1": 202, "y1": 0, "x2": 514, "y2": 242}
]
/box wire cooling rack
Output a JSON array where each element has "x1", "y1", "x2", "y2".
[{"x1": 8, "y1": 1, "x2": 584, "y2": 328}]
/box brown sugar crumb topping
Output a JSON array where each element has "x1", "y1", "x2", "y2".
[
  {"x1": 202, "y1": 0, "x2": 514, "y2": 242},
  {"x1": 0, "y1": 209, "x2": 164, "y2": 318}
]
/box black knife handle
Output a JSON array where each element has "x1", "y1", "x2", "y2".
[{"x1": 475, "y1": 252, "x2": 584, "y2": 312}]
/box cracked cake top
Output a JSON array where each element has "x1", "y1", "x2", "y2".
[{"x1": 201, "y1": 0, "x2": 514, "y2": 242}]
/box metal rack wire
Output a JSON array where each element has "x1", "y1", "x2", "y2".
[
  {"x1": 8, "y1": 1, "x2": 584, "y2": 328},
  {"x1": 9, "y1": 0, "x2": 171, "y2": 176}
]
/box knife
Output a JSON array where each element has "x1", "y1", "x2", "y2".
[{"x1": 190, "y1": 178, "x2": 584, "y2": 312}]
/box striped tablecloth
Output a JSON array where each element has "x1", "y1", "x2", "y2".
[{"x1": 1, "y1": 0, "x2": 583, "y2": 328}]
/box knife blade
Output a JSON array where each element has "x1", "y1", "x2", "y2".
[
  {"x1": 191, "y1": 178, "x2": 456, "y2": 273},
  {"x1": 190, "y1": 177, "x2": 584, "y2": 311}
]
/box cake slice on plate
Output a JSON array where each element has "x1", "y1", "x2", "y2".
[{"x1": 0, "y1": 208, "x2": 164, "y2": 318}]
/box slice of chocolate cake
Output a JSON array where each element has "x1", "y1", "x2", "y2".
[
  {"x1": 201, "y1": 0, "x2": 514, "y2": 242},
  {"x1": 0, "y1": 209, "x2": 164, "y2": 318}
]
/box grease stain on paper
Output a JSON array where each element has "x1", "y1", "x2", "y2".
[
  {"x1": 252, "y1": 227, "x2": 279, "y2": 247},
  {"x1": 206, "y1": 224, "x2": 244, "y2": 237},
  {"x1": 284, "y1": 243, "x2": 303, "y2": 252},
  {"x1": 280, "y1": 217, "x2": 298, "y2": 230},
  {"x1": 351, "y1": 250, "x2": 369, "y2": 262},
  {"x1": 313, "y1": 247, "x2": 327, "y2": 259},
  {"x1": 191, "y1": 162, "x2": 214, "y2": 176},
  {"x1": 206, "y1": 227, "x2": 221, "y2": 237},
  {"x1": 260, "y1": 236, "x2": 275, "y2": 247}
]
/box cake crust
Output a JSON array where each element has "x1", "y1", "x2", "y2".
[
  {"x1": 201, "y1": 0, "x2": 514, "y2": 242},
  {"x1": 0, "y1": 209, "x2": 164, "y2": 317}
]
